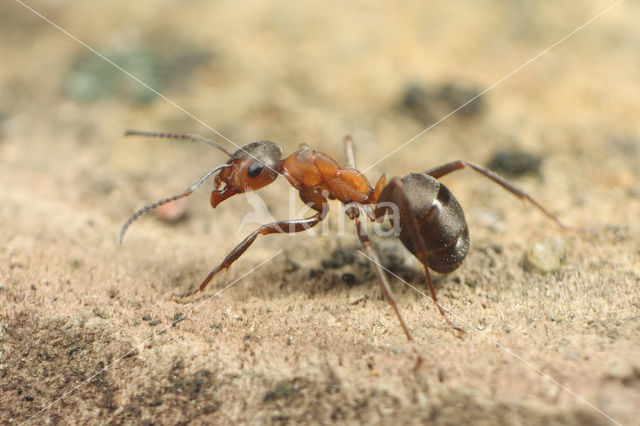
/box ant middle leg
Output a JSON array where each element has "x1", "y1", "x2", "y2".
[
  {"x1": 425, "y1": 160, "x2": 577, "y2": 230},
  {"x1": 174, "y1": 211, "x2": 325, "y2": 298},
  {"x1": 354, "y1": 217, "x2": 424, "y2": 369},
  {"x1": 342, "y1": 136, "x2": 387, "y2": 205},
  {"x1": 343, "y1": 135, "x2": 356, "y2": 169}
]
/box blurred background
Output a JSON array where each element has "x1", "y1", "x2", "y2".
[{"x1": 2, "y1": 0, "x2": 638, "y2": 233}]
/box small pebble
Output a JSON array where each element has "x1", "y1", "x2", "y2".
[
  {"x1": 523, "y1": 237, "x2": 567, "y2": 273},
  {"x1": 283, "y1": 258, "x2": 300, "y2": 273},
  {"x1": 603, "y1": 362, "x2": 635, "y2": 381},
  {"x1": 149, "y1": 398, "x2": 163, "y2": 407},
  {"x1": 401, "y1": 82, "x2": 484, "y2": 123},
  {"x1": 487, "y1": 149, "x2": 542, "y2": 178},
  {"x1": 172, "y1": 312, "x2": 185, "y2": 325},
  {"x1": 402, "y1": 84, "x2": 435, "y2": 123},
  {"x1": 566, "y1": 351, "x2": 580, "y2": 361},
  {"x1": 341, "y1": 272, "x2": 357, "y2": 287},
  {"x1": 437, "y1": 83, "x2": 485, "y2": 117},
  {"x1": 321, "y1": 248, "x2": 355, "y2": 269},
  {"x1": 348, "y1": 294, "x2": 368, "y2": 305},
  {"x1": 156, "y1": 198, "x2": 189, "y2": 223}
]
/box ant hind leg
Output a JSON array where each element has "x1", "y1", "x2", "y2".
[
  {"x1": 384, "y1": 178, "x2": 465, "y2": 336},
  {"x1": 425, "y1": 160, "x2": 580, "y2": 231}
]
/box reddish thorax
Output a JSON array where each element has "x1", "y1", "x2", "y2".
[{"x1": 280, "y1": 148, "x2": 385, "y2": 210}]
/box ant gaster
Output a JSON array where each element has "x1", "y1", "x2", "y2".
[{"x1": 120, "y1": 130, "x2": 573, "y2": 368}]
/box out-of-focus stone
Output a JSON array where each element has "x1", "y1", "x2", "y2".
[{"x1": 523, "y1": 237, "x2": 567, "y2": 273}]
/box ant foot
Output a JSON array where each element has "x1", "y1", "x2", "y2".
[{"x1": 452, "y1": 326, "x2": 466, "y2": 338}]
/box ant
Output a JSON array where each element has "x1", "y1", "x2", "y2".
[{"x1": 120, "y1": 129, "x2": 574, "y2": 368}]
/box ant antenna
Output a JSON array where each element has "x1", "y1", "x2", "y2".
[
  {"x1": 125, "y1": 129, "x2": 233, "y2": 156},
  {"x1": 119, "y1": 164, "x2": 231, "y2": 244}
]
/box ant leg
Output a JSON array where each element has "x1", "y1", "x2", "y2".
[
  {"x1": 354, "y1": 218, "x2": 424, "y2": 370},
  {"x1": 385, "y1": 178, "x2": 465, "y2": 336},
  {"x1": 174, "y1": 211, "x2": 325, "y2": 298},
  {"x1": 425, "y1": 160, "x2": 577, "y2": 230},
  {"x1": 342, "y1": 135, "x2": 387, "y2": 206},
  {"x1": 343, "y1": 135, "x2": 356, "y2": 169}
]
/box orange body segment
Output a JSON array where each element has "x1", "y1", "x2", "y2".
[{"x1": 281, "y1": 149, "x2": 375, "y2": 204}]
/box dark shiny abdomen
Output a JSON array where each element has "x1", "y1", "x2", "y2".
[{"x1": 383, "y1": 173, "x2": 470, "y2": 273}]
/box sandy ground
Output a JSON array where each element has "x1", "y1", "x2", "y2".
[{"x1": 1, "y1": 1, "x2": 639, "y2": 424}]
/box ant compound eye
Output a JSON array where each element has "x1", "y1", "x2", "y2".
[{"x1": 247, "y1": 162, "x2": 264, "y2": 178}]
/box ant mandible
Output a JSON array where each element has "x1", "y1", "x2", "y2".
[{"x1": 120, "y1": 130, "x2": 573, "y2": 368}]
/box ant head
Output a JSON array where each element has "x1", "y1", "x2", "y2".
[{"x1": 211, "y1": 141, "x2": 282, "y2": 207}]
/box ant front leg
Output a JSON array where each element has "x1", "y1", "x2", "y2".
[
  {"x1": 354, "y1": 217, "x2": 424, "y2": 369},
  {"x1": 384, "y1": 178, "x2": 465, "y2": 336},
  {"x1": 425, "y1": 160, "x2": 578, "y2": 230},
  {"x1": 175, "y1": 211, "x2": 326, "y2": 298}
]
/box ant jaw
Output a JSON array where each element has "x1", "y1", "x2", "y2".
[{"x1": 210, "y1": 186, "x2": 238, "y2": 208}]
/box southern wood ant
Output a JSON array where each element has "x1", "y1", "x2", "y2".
[{"x1": 120, "y1": 130, "x2": 573, "y2": 368}]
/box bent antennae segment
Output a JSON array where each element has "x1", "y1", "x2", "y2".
[
  {"x1": 119, "y1": 164, "x2": 230, "y2": 244},
  {"x1": 125, "y1": 129, "x2": 233, "y2": 156}
]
